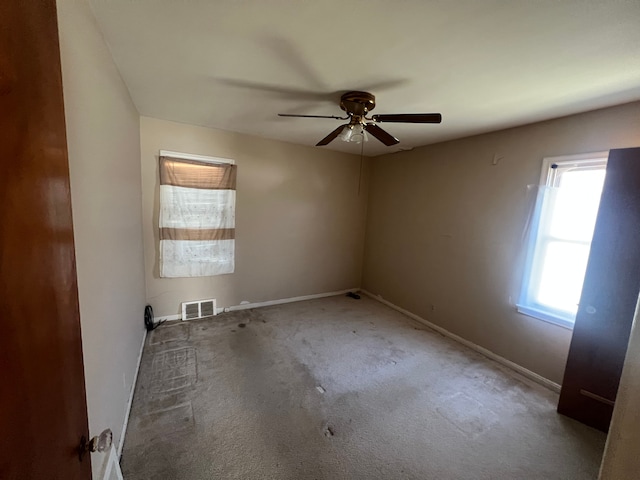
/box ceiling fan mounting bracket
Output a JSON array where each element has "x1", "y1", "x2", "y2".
[{"x1": 340, "y1": 91, "x2": 376, "y2": 116}]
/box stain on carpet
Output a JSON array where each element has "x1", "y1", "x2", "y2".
[
  {"x1": 149, "y1": 323, "x2": 190, "y2": 345},
  {"x1": 139, "y1": 402, "x2": 195, "y2": 434},
  {"x1": 121, "y1": 296, "x2": 606, "y2": 480},
  {"x1": 436, "y1": 392, "x2": 499, "y2": 439},
  {"x1": 150, "y1": 347, "x2": 197, "y2": 394}
]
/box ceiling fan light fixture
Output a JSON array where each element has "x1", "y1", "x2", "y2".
[
  {"x1": 345, "y1": 123, "x2": 368, "y2": 143},
  {"x1": 339, "y1": 125, "x2": 353, "y2": 142},
  {"x1": 349, "y1": 124, "x2": 367, "y2": 144}
]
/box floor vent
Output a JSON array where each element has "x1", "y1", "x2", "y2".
[{"x1": 181, "y1": 299, "x2": 216, "y2": 321}]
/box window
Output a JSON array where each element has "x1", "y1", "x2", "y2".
[
  {"x1": 158, "y1": 151, "x2": 237, "y2": 278},
  {"x1": 517, "y1": 152, "x2": 608, "y2": 328}
]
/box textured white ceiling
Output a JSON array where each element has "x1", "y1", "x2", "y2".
[{"x1": 90, "y1": 0, "x2": 640, "y2": 156}]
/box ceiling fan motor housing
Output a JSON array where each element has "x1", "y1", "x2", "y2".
[{"x1": 340, "y1": 91, "x2": 376, "y2": 116}]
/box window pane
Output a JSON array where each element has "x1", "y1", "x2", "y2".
[
  {"x1": 535, "y1": 241, "x2": 590, "y2": 314},
  {"x1": 548, "y1": 169, "x2": 605, "y2": 241}
]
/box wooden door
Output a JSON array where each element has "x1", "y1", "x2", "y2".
[
  {"x1": 0, "y1": 1, "x2": 91, "y2": 478},
  {"x1": 558, "y1": 147, "x2": 640, "y2": 432}
]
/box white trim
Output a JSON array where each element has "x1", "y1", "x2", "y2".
[
  {"x1": 361, "y1": 290, "x2": 561, "y2": 393},
  {"x1": 540, "y1": 150, "x2": 608, "y2": 185},
  {"x1": 159, "y1": 149, "x2": 235, "y2": 165},
  {"x1": 518, "y1": 152, "x2": 609, "y2": 328},
  {"x1": 516, "y1": 304, "x2": 574, "y2": 330},
  {"x1": 117, "y1": 328, "x2": 147, "y2": 458},
  {"x1": 101, "y1": 444, "x2": 124, "y2": 480},
  {"x1": 155, "y1": 313, "x2": 182, "y2": 322},
  {"x1": 218, "y1": 288, "x2": 360, "y2": 314},
  {"x1": 154, "y1": 290, "x2": 361, "y2": 321}
]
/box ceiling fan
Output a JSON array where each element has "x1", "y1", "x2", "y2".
[{"x1": 278, "y1": 91, "x2": 442, "y2": 147}]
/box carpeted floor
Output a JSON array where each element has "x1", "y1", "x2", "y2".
[{"x1": 121, "y1": 295, "x2": 605, "y2": 479}]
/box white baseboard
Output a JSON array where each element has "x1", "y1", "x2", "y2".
[
  {"x1": 221, "y1": 288, "x2": 360, "y2": 313},
  {"x1": 156, "y1": 289, "x2": 361, "y2": 322},
  {"x1": 361, "y1": 290, "x2": 561, "y2": 393},
  {"x1": 117, "y1": 327, "x2": 147, "y2": 458},
  {"x1": 101, "y1": 444, "x2": 124, "y2": 480}
]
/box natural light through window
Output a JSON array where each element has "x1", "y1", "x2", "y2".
[{"x1": 517, "y1": 153, "x2": 608, "y2": 328}]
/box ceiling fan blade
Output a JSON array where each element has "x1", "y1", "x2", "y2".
[
  {"x1": 215, "y1": 77, "x2": 336, "y2": 102},
  {"x1": 358, "y1": 78, "x2": 409, "y2": 93},
  {"x1": 316, "y1": 124, "x2": 348, "y2": 146},
  {"x1": 371, "y1": 113, "x2": 442, "y2": 124},
  {"x1": 364, "y1": 124, "x2": 400, "y2": 146},
  {"x1": 279, "y1": 113, "x2": 348, "y2": 120},
  {"x1": 260, "y1": 36, "x2": 328, "y2": 91}
]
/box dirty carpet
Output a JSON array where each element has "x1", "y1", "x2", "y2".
[{"x1": 121, "y1": 295, "x2": 605, "y2": 479}]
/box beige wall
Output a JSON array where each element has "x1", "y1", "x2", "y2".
[
  {"x1": 362, "y1": 101, "x2": 640, "y2": 383},
  {"x1": 140, "y1": 117, "x2": 368, "y2": 317},
  {"x1": 57, "y1": 0, "x2": 147, "y2": 476}
]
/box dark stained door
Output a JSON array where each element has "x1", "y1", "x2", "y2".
[
  {"x1": 0, "y1": 0, "x2": 91, "y2": 478},
  {"x1": 558, "y1": 147, "x2": 640, "y2": 432}
]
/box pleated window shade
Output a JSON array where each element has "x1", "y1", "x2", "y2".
[{"x1": 159, "y1": 156, "x2": 237, "y2": 277}]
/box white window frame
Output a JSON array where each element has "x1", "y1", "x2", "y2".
[
  {"x1": 159, "y1": 150, "x2": 235, "y2": 165},
  {"x1": 517, "y1": 151, "x2": 608, "y2": 329},
  {"x1": 158, "y1": 150, "x2": 237, "y2": 278}
]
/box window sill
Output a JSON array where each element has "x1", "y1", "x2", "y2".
[{"x1": 516, "y1": 304, "x2": 575, "y2": 330}]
